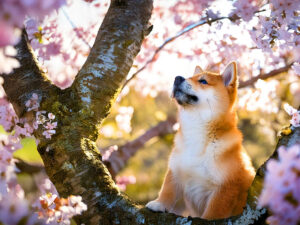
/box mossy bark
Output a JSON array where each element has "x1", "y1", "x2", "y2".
[{"x1": 1, "y1": 0, "x2": 300, "y2": 224}]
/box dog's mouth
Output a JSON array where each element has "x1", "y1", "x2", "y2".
[{"x1": 172, "y1": 88, "x2": 198, "y2": 105}]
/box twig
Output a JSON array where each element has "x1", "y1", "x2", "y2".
[
  {"x1": 15, "y1": 157, "x2": 44, "y2": 174},
  {"x1": 239, "y1": 63, "x2": 293, "y2": 88},
  {"x1": 121, "y1": 16, "x2": 228, "y2": 91},
  {"x1": 61, "y1": 7, "x2": 92, "y2": 49},
  {"x1": 121, "y1": 9, "x2": 268, "y2": 90}
]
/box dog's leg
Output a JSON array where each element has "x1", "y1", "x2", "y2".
[
  {"x1": 201, "y1": 184, "x2": 240, "y2": 219},
  {"x1": 146, "y1": 169, "x2": 180, "y2": 213}
]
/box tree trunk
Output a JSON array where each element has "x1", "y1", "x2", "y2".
[{"x1": 1, "y1": 0, "x2": 299, "y2": 224}]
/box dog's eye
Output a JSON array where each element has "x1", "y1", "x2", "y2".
[{"x1": 198, "y1": 79, "x2": 208, "y2": 85}]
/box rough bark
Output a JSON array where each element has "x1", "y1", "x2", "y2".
[
  {"x1": 1, "y1": 0, "x2": 299, "y2": 224},
  {"x1": 71, "y1": 0, "x2": 153, "y2": 123},
  {"x1": 2, "y1": 29, "x2": 61, "y2": 117}
]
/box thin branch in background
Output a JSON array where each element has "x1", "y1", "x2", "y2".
[
  {"x1": 61, "y1": 7, "x2": 92, "y2": 49},
  {"x1": 121, "y1": 9, "x2": 268, "y2": 91},
  {"x1": 121, "y1": 16, "x2": 228, "y2": 91},
  {"x1": 239, "y1": 63, "x2": 294, "y2": 88}
]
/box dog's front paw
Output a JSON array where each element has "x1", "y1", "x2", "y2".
[{"x1": 146, "y1": 200, "x2": 167, "y2": 212}]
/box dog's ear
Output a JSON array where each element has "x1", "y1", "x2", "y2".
[
  {"x1": 193, "y1": 66, "x2": 203, "y2": 75},
  {"x1": 222, "y1": 62, "x2": 238, "y2": 88}
]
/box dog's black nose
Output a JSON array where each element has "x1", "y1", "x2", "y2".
[{"x1": 174, "y1": 76, "x2": 185, "y2": 86}]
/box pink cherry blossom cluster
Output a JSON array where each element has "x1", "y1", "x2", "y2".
[
  {"x1": 0, "y1": 0, "x2": 66, "y2": 28},
  {"x1": 284, "y1": 103, "x2": 300, "y2": 128},
  {"x1": 247, "y1": 0, "x2": 300, "y2": 75},
  {"x1": 34, "y1": 192, "x2": 87, "y2": 225},
  {"x1": 25, "y1": 14, "x2": 99, "y2": 88},
  {"x1": 0, "y1": 90, "x2": 87, "y2": 223},
  {"x1": 0, "y1": 0, "x2": 67, "y2": 73},
  {"x1": 0, "y1": 134, "x2": 21, "y2": 194},
  {"x1": 115, "y1": 175, "x2": 136, "y2": 191},
  {"x1": 0, "y1": 132, "x2": 41, "y2": 224},
  {"x1": 0, "y1": 21, "x2": 20, "y2": 73},
  {"x1": 170, "y1": 0, "x2": 214, "y2": 26},
  {"x1": 25, "y1": 18, "x2": 68, "y2": 61},
  {"x1": 0, "y1": 96, "x2": 38, "y2": 139},
  {"x1": 0, "y1": 99, "x2": 18, "y2": 132},
  {"x1": 24, "y1": 93, "x2": 58, "y2": 139},
  {"x1": 259, "y1": 145, "x2": 300, "y2": 225},
  {"x1": 0, "y1": 184, "x2": 41, "y2": 225},
  {"x1": 230, "y1": 0, "x2": 259, "y2": 22},
  {"x1": 0, "y1": 91, "x2": 57, "y2": 140},
  {"x1": 0, "y1": 94, "x2": 42, "y2": 224},
  {"x1": 36, "y1": 111, "x2": 58, "y2": 139}
]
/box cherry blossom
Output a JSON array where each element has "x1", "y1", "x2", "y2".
[
  {"x1": 25, "y1": 93, "x2": 40, "y2": 111},
  {"x1": 0, "y1": 0, "x2": 67, "y2": 73},
  {"x1": 0, "y1": 0, "x2": 299, "y2": 223},
  {"x1": 0, "y1": 0, "x2": 66, "y2": 28},
  {"x1": 36, "y1": 111, "x2": 57, "y2": 139},
  {"x1": 230, "y1": 0, "x2": 259, "y2": 22},
  {"x1": 0, "y1": 187, "x2": 35, "y2": 225},
  {"x1": 259, "y1": 145, "x2": 300, "y2": 225},
  {"x1": 116, "y1": 175, "x2": 136, "y2": 191},
  {"x1": 284, "y1": 103, "x2": 300, "y2": 127},
  {"x1": 35, "y1": 193, "x2": 87, "y2": 225},
  {"x1": 292, "y1": 63, "x2": 300, "y2": 76},
  {"x1": 25, "y1": 17, "x2": 64, "y2": 61}
]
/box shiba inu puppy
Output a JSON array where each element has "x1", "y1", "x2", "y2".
[{"x1": 146, "y1": 62, "x2": 255, "y2": 219}]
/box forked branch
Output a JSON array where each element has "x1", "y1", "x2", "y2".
[{"x1": 1, "y1": 1, "x2": 297, "y2": 224}]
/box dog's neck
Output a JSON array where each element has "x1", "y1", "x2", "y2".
[{"x1": 177, "y1": 107, "x2": 237, "y2": 143}]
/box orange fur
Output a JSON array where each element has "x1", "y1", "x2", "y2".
[{"x1": 146, "y1": 62, "x2": 255, "y2": 219}]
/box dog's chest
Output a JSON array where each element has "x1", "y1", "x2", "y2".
[{"x1": 169, "y1": 135, "x2": 225, "y2": 189}]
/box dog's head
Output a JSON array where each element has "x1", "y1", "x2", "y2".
[{"x1": 172, "y1": 62, "x2": 238, "y2": 118}]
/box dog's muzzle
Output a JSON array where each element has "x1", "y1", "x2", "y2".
[{"x1": 172, "y1": 76, "x2": 198, "y2": 105}]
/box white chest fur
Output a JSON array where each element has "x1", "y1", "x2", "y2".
[
  {"x1": 170, "y1": 109, "x2": 227, "y2": 185},
  {"x1": 169, "y1": 134, "x2": 225, "y2": 188},
  {"x1": 168, "y1": 109, "x2": 235, "y2": 216},
  {"x1": 169, "y1": 132, "x2": 228, "y2": 217}
]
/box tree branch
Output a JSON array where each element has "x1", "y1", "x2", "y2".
[
  {"x1": 2, "y1": 1, "x2": 297, "y2": 224},
  {"x1": 239, "y1": 63, "x2": 293, "y2": 88},
  {"x1": 1, "y1": 29, "x2": 61, "y2": 117},
  {"x1": 104, "y1": 117, "x2": 177, "y2": 177},
  {"x1": 122, "y1": 15, "x2": 228, "y2": 90},
  {"x1": 121, "y1": 10, "x2": 268, "y2": 90},
  {"x1": 15, "y1": 157, "x2": 44, "y2": 174},
  {"x1": 71, "y1": 0, "x2": 153, "y2": 124}
]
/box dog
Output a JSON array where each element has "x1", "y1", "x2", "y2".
[{"x1": 146, "y1": 62, "x2": 255, "y2": 219}]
